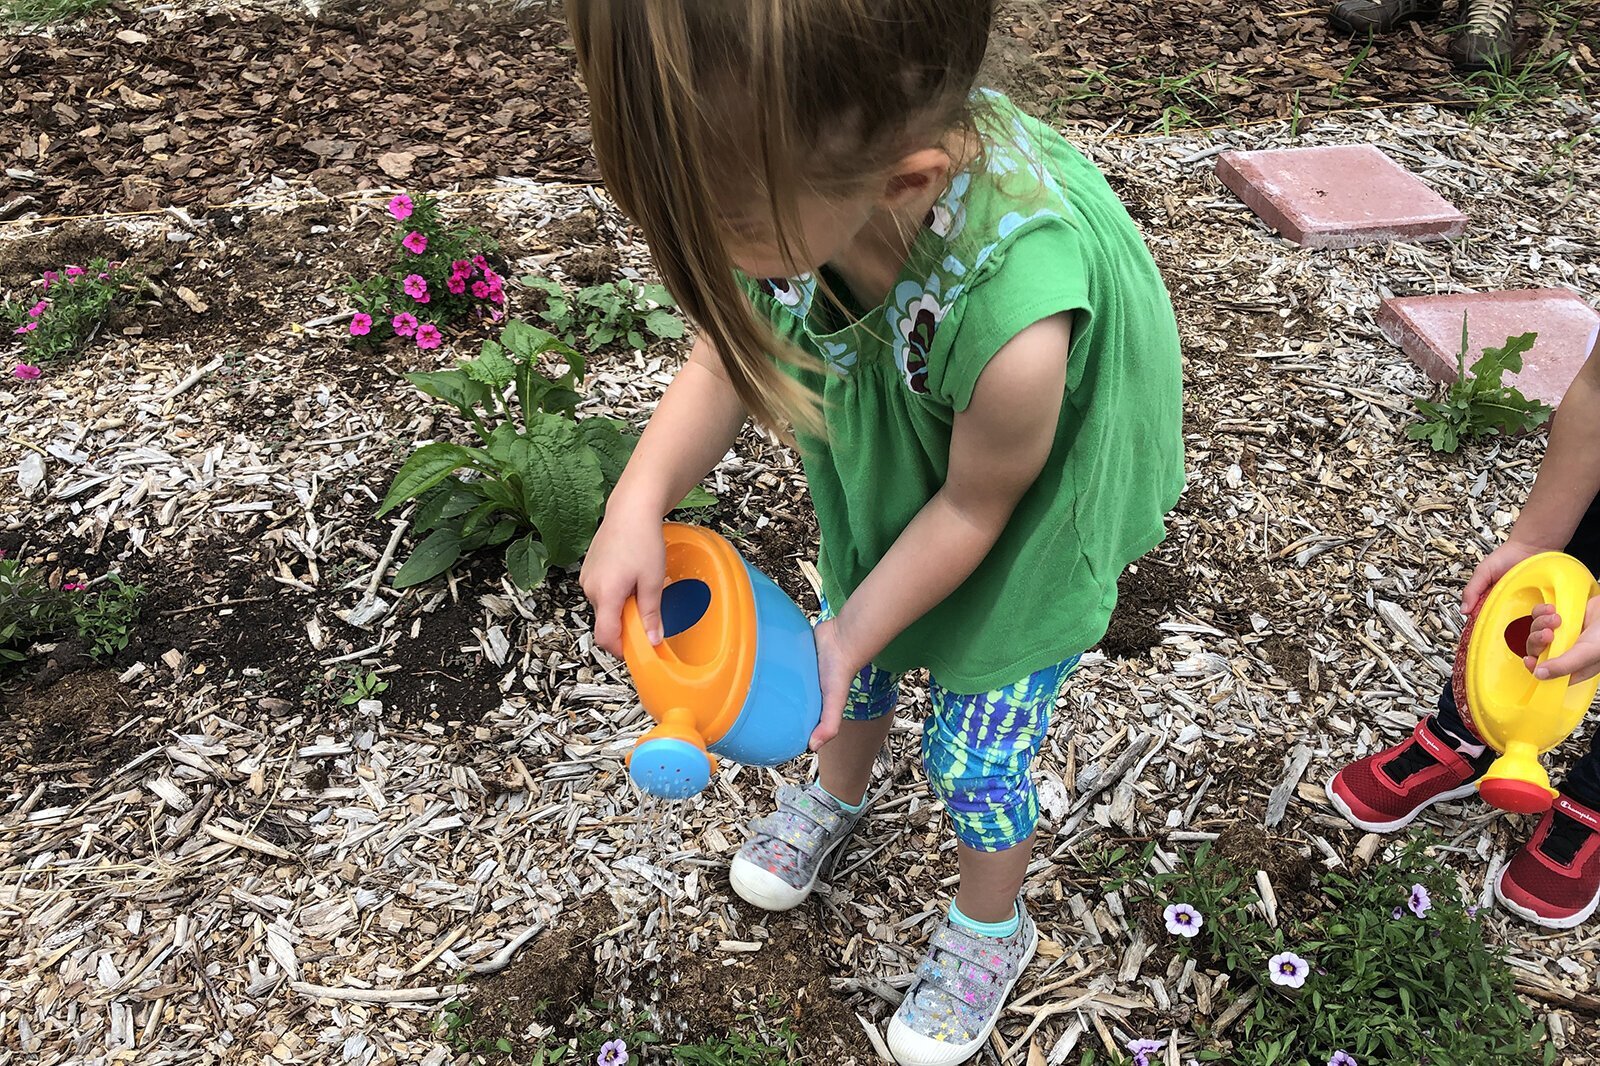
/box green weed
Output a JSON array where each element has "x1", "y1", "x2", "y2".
[
  {"x1": 1408, "y1": 316, "x2": 1552, "y2": 453},
  {"x1": 521, "y1": 276, "x2": 686, "y2": 352},
  {"x1": 0, "y1": 0, "x2": 108, "y2": 24},
  {"x1": 1462, "y1": 51, "x2": 1576, "y2": 123}
]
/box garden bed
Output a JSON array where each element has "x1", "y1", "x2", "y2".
[{"x1": 4, "y1": 3, "x2": 1600, "y2": 1066}]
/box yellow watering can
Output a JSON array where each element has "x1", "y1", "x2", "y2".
[{"x1": 1456, "y1": 551, "x2": 1600, "y2": 814}]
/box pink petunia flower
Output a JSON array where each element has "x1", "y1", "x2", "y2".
[
  {"x1": 490, "y1": 288, "x2": 505, "y2": 305},
  {"x1": 14, "y1": 322, "x2": 38, "y2": 335},
  {"x1": 61, "y1": 582, "x2": 86, "y2": 592},
  {"x1": 447, "y1": 276, "x2": 467, "y2": 296},
  {"x1": 415, "y1": 323, "x2": 442, "y2": 350},
  {"x1": 42, "y1": 270, "x2": 59, "y2": 288},
  {"x1": 472, "y1": 280, "x2": 491, "y2": 299},
  {"x1": 65, "y1": 265, "x2": 84, "y2": 280},
  {"x1": 451, "y1": 259, "x2": 472, "y2": 277},
  {"x1": 472, "y1": 254, "x2": 488, "y2": 272},
  {"x1": 403, "y1": 274, "x2": 430, "y2": 303},
  {"x1": 28, "y1": 300, "x2": 48, "y2": 318},
  {"x1": 349, "y1": 313, "x2": 373, "y2": 337},
  {"x1": 13, "y1": 363, "x2": 42, "y2": 380},
  {"x1": 387, "y1": 194, "x2": 414, "y2": 221},
  {"x1": 402, "y1": 231, "x2": 428, "y2": 255},
  {"x1": 391, "y1": 312, "x2": 419, "y2": 337}
]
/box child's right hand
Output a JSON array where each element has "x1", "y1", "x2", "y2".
[
  {"x1": 580, "y1": 503, "x2": 666, "y2": 659},
  {"x1": 1462, "y1": 539, "x2": 1548, "y2": 616}
]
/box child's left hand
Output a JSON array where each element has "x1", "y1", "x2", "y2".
[
  {"x1": 1524, "y1": 596, "x2": 1600, "y2": 682},
  {"x1": 810, "y1": 617, "x2": 864, "y2": 752}
]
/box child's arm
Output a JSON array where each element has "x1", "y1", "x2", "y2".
[
  {"x1": 811, "y1": 313, "x2": 1072, "y2": 749},
  {"x1": 1496, "y1": 335, "x2": 1600, "y2": 682},
  {"x1": 1464, "y1": 335, "x2": 1600, "y2": 614},
  {"x1": 581, "y1": 337, "x2": 748, "y2": 657}
]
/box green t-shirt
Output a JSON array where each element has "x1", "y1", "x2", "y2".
[{"x1": 738, "y1": 91, "x2": 1184, "y2": 693}]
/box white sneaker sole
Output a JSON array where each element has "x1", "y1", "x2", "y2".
[
  {"x1": 885, "y1": 923, "x2": 1038, "y2": 1066},
  {"x1": 729, "y1": 834, "x2": 850, "y2": 912},
  {"x1": 1324, "y1": 777, "x2": 1480, "y2": 835},
  {"x1": 1494, "y1": 867, "x2": 1600, "y2": 931}
]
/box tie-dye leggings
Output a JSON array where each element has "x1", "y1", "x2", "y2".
[{"x1": 842, "y1": 654, "x2": 1079, "y2": 853}]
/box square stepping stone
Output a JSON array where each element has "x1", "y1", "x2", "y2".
[
  {"x1": 1216, "y1": 144, "x2": 1467, "y2": 249},
  {"x1": 1379, "y1": 288, "x2": 1600, "y2": 407}
]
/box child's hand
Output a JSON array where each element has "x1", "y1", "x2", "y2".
[
  {"x1": 1524, "y1": 596, "x2": 1600, "y2": 683},
  {"x1": 579, "y1": 503, "x2": 665, "y2": 659},
  {"x1": 810, "y1": 617, "x2": 865, "y2": 752},
  {"x1": 1462, "y1": 540, "x2": 1547, "y2": 616}
]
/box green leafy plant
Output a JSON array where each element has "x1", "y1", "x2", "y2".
[
  {"x1": 1, "y1": 554, "x2": 141, "y2": 666},
  {"x1": 1462, "y1": 51, "x2": 1574, "y2": 124},
  {"x1": 380, "y1": 319, "x2": 713, "y2": 591},
  {"x1": 5, "y1": 259, "x2": 134, "y2": 373},
  {"x1": 435, "y1": 1000, "x2": 515, "y2": 1063},
  {"x1": 339, "y1": 670, "x2": 389, "y2": 706},
  {"x1": 1408, "y1": 318, "x2": 1552, "y2": 453},
  {"x1": 344, "y1": 193, "x2": 502, "y2": 351},
  {"x1": 521, "y1": 276, "x2": 686, "y2": 351},
  {"x1": 1128, "y1": 838, "x2": 1549, "y2": 1065}
]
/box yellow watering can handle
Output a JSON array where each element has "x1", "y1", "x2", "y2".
[{"x1": 1527, "y1": 564, "x2": 1597, "y2": 717}]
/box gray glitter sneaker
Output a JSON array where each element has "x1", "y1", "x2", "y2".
[
  {"x1": 729, "y1": 782, "x2": 864, "y2": 911},
  {"x1": 886, "y1": 903, "x2": 1038, "y2": 1066}
]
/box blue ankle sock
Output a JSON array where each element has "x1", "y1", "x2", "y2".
[
  {"x1": 819, "y1": 784, "x2": 866, "y2": 814},
  {"x1": 949, "y1": 900, "x2": 1020, "y2": 939}
]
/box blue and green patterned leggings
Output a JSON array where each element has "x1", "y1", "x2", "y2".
[{"x1": 844, "y1": 655, "x2": 1078, "y2": 853}]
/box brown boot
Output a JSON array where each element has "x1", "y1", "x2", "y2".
[
  {"x1": 1329, "y1": 0, "x2": 1444, "y2": 34},
  {"x1": 1450, "y1": 0, "x2": 1519, "y2": 71}
]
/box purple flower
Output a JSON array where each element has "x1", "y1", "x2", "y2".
[
  {"x1": 1163, "y1": 903, "x2": 1203, "y2": 939},
  {"x1": 402, "y1": 230, "x2": 428, "y2": 255},
  {"x1": 1126, "y1": 1038, "x2": 1164, "y2": 1066},
  {"x1": 596, "y1": 1039, "x2": 628, "y2": 1066},
  {"x1": 1392, "y1": 907, "x2": 1405, "y2": 921},
  {"x1": 1268, "y1": 951, "x2": 1310, "y2": 989},
  {"x1": 387, "y1": 194, "x2": 414, "y2": 221},
  {"x1": 1409, "y1": 884, "x2": 1432, "y2": 918},
  {"x1": 1466, "y1": 904, "x2": 1479, "y2": 918},
  {"x1": 1328, "y1": 1053, "x2": 1357, "y2": 1066}
]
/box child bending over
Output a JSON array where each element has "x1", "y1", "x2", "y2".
[{"x1": 570, "y1": 2, "x2": 1184, "y2": 1059}]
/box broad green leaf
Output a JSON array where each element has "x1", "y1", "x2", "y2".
[
  {"x1": 412, "y1": 479, "x2": 479, "y2": 532},
  {"x1": 674, "y1": 485, "x2": 718, "y2": 510},
  {"x1": 645, "y1": 308, "x2": 685, "y2": 339},
  {"x1": 576, "y1": 418, "x2": 637, "y2": 491},
  {"x1": 499, "y1": 318, "x2": 565, "y2": 359},
  {"x1": 540, "y1": 386, "x2": 583, "y2": 417},
  {"x1": 485, "y1": 422, "x2": 521, "y2": 465},
  {"x1": 509, "y1": 414, "x2": 604, "y2": 567},
  {"x1": 485, "y1": 517, "x2": 518, "y2": 547},
  {"x1": 393, "y1": 528, "x2": 464, "y2": 588},
  {"x1": 464, "y1": 342, "x2": 516, "y2": 390},
  {"x1": 626, "y1": 330, "x2": 646, "y2": 350},
  {"x1": 378, "y1": 442, "x2": 479, "y2": 515},
  {"x1": 1466, "y1": 331, "x2": 1537, "y2": 389},
  {"x1": 460, "y1": 500, "x2": 504, "y2": 537},
  {"x1": 405, "y1": 371, "x2": 492, "y2": 414}
]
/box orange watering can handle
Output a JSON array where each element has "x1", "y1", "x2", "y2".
[{"x1": 621, "y1": 595, "x2": 681, "y2": 670}]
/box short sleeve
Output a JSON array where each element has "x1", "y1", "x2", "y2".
[{"x1": 928, "y1": 216, "x2": 1091, "y2": 412}]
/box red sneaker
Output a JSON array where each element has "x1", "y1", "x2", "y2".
[
  {"x1": 1495, "y1": 794, "x2": 1600, "y2": 930},
  {"x1": 1326, "y1": 719, "x2": 1482, "y2": 833}
]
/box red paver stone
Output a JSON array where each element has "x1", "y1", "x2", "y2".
[
  {"x1": 1380, "y1": 289, "x2": 1600, "y2": 407},
  {"x1": 1216, "y1": 144, "x2": 1467, "y2": 249}
]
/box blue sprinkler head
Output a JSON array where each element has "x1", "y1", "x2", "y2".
[{"x1": 629, "y1": 737, "x2": 713, "y2": 799}]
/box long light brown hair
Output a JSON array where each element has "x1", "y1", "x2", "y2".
[{"x1": 566, "y1": 0, "x2": 995, "y2": 431}]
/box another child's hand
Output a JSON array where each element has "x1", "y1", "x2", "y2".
[
  {"x1": 579, "y1": 502, "x2": 665, "y2": 659},
  {"x1": 810, "y1": 617, "x2": 865, "y2": 753},
  {"x1": 1462, "y1": 540, "x2": 1547, "y2": 616},
  {"x1": 1524, "y1": 596, "x2": 1600, "y2": 683}
]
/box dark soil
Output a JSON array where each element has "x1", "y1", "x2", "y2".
[
  {"x1": 657, "y1": 903, "x2": 872, "y2": 1061},
  {"x1": 0, "y1": 668, "x2": 151, "y2": 802},
  {"x1": 384, "y1": 599, "x2": 505, "y2": 726},
  {"x1": 465, "y1": 896, "x2": 611, "y2": 1056},
  {"x1": 1, "y1": 2, "x2": 593, "y2": 217},
  {"x1": 1099, "y1": 560, "x2": 1191, "y2": 659}
]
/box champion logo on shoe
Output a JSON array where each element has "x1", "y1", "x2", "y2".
[{"x1": 1495, "y1": 793, "x2": 1600, "y2": 930}]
